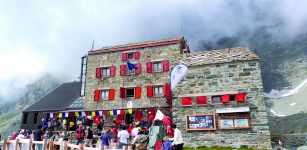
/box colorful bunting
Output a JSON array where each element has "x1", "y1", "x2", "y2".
[{"x1": 45, "y1": 109, "x2": 139, "y2": 118}]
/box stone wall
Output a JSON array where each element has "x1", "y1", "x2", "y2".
[
  {"x1": 84, "y1": 43, "x2": 182, "y2": 110},
  {"x1": 172, "y1": 60, "x2": 272, "y2": 149}
]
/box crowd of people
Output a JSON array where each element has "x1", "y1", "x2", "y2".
[{"x1": 4, "y1": 114, "x2": 184, "y2": 150}]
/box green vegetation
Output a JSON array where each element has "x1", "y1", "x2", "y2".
[{"x1": 183, "y1": 146, "x2": 267, "y2": 150}]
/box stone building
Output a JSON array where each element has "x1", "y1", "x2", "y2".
[
  {"x1": 172, "y1": 47, "x2": 271, "y2": 149},
  {"x1": 83, "y1": 37, "x2": 188, "y2": 125}
]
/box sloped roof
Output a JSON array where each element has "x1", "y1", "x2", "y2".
[
  {"x1": 24, "y1": 82, "x2": 82, "y2": 112},
  {"x1": 178, "y1": 47, "x2": 259, "y2": 66},
  {"x1": 88, "y1": 36, "x2": 184, "y2": 55}
]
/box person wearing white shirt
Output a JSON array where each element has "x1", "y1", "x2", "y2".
[
  {"x1": 169, "y1": 124, "x2": 183, "y2": 150},
  {"x1": 117, "y1": 126, "x2": 129, "y2": 149},
  {"x1": 131, "y1": 124, "x2": 140, "y2": 138}
]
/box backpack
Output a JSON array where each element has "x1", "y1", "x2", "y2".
[{"x1": 75, "y1": 129, "x2": 83, "y2": 139}]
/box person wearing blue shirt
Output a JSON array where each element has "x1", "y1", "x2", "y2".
[{"x1": 101, "y1": 128, "x2": 112, "y2": 148}]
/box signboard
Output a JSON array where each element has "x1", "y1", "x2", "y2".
[
  {"x1": 186, "y1": 114, "x2": 216, "y2": 131},
  {"x1": 234, "y1": 118, "x2": 249, "y2": 128},
  {"x1": 220, "y1": 119, "x2": 234, "y2": 129},
  {"x1": 216, "y1": 107, "x2": 250, "y2": 114}
]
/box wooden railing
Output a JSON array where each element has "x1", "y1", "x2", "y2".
[{"x1": 0, "y1": 138, "x2": 132, "y2": 150}]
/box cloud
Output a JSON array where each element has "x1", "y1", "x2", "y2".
[{"x1": 0, "y1": 0, "x2": 307, "y2": 102}]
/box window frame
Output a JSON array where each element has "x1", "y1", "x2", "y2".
[
  {"x1": 126, "y1": 88, "x2": 135, "y2": 98},
  {"x1": 101, "y1": 67, "x2": 110, "y2": 77},
  {"x1": 127, "y1": 52, "x2": 134, "y2": 60},
  {"x1": 100, "y1": 90, "x2": 109, "y2": 100},
  {"x1": 153, "y1": 85, "x2": 163, "y2": 97},
  {"x1": 153, "y1": 61, "x2": 163, "y2": 72}
]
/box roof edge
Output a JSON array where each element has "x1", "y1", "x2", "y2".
[{"x1": 88, "y1": 37, "x2": 184, "y2": 55}]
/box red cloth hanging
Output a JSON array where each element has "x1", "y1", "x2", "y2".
[
  {"x1": 118, "y1": 114, "x2": 124, "y2": 120},
  {"x1": 134, "y1": 111, "x2": 143, "y2": 121},
  {"x1": 94, "y1": 116, "x2": 100, "y2": 124},
  {"x1": 120, "y1": 87, "x2": 125, "y2": 98},
  {"x1": 147, "y1": 109, "x2": 155, "y2": 121}
]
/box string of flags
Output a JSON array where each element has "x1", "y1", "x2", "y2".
[{"x1": 46, "y1": 109, "x2": 133, "y2": 118}]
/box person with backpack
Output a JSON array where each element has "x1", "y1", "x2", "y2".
[{"x1": 75, "y1": 124, "x2": 84, "y2": 145}]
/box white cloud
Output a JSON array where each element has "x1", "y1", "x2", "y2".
[{"x1": 0, "y1": 0, "x2": 307, "y2": 102}]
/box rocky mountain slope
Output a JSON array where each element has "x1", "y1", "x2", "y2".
[{"x1": 0, "y1": 74, "x2": 60, "y2": 138}]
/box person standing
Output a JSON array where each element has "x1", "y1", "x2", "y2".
[
  {"x1": 117, "y1": 126, "x2": 129, "y2": 149},
  {"x1": 75, "y1": 124, "x2": 84, "y2": 145},
  {"x1": 101, "y1": 128, "x2": 112, "y2": 148},
  {"x1": 169, "y1": 124, "x2": 183, "y2": 150},
  {"x1": 85, "y1": 126, "x2": 93, "y2": 147},
  {"x1": 34, "y1": 125, "x2": 43, "y2": 150}
]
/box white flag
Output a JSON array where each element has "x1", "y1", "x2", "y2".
[{"x1": 170, "y1": 64, "x2": 188, "y2": 90}]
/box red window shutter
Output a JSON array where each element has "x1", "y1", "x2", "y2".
[
  {"x1": 120, "y1": 87, "x2": 125, "y2": 98},
  {"x1": 163, "y1": 84, "x2": 172, "y2": 104},
  {"x1": 221, "y1": 94, "x2": 230, "y2": 103},
  {"x1": 236, "y1": 93, "x2": 245, "y2": 102},
  {"x1": 134, "y1": 52, "x2": 140, "y2": 60},
  {"x1": 110, "y1": 66, "x2": 116, "y2": 77},
  {"x1": 147, "y1": 86, "x2": 153, "y2": 97},
  {"x1": 163, "y1": 84, "x2": 167, "y2": 96},
  {"x1": 163, "y1": 60, "x2": 169, "y2": 71},
  {"x1": 181, "y1": 97, "x2": 192, "y2": 106},
  {"x1": 109, "y1": 89, "x2": 115, "y2": 100},
  {"x1": 135, "y1": 63, "x2": 141, "y2": 74},
  {"x1": 135, "y1": 87, "x2": 141, "y2": 99},
  {"x1": 196, "y1": 96, "x2": 207, "y2": 105},
  {"x1": 122, "y1": 53, "x2": 127, "y2": 61},
  {"x1": 120, "y1": 65, "x2": 126, "y2": 76},
  {"x1": 146, "y1": 62, "x2": 153, "y2": 73},
  {"x1": 95, "y1": 68, "x2": 101, "y2": 78},
  {"x1": 94, "y1": 90, "x2": 100, "y2": 101}
]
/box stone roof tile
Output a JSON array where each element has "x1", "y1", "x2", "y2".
[{"x1": 179, "y1": 47, "x2": 259, "y2": 66}]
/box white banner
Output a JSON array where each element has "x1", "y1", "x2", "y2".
[{"x1": 170, "y1": 64, "x2": 188, "y2": 90}]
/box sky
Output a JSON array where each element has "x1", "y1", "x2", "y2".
[{"x1": 1, "y1": 0, "x2": 307, "y2": 102}]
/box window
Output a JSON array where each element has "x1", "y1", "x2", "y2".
[
  {"x1": 22, "y1": 113, "x2": 28, "y2": 124},
  {"x1": 153, "y1": 62, "x2": 162, "y2": 72},
  {"x1": 102, "y1": 67, "x2": 110, "y2": 77},
  {"x1": 100, "y1": 90, "x2": 109, "y2": 100},
  {"x1": 212, "y1": 96, "x2": 221, "y2": 103},
  {"x1": 218, "y1": 113, "x2": 250, "y2": 129},
  {"x1": 154, "y1": 86, "x2": 163, "y2": 97},
  {"x1": 127, "y1": 53, "x2": 134, "y2": 59},
  {"x1": 126, "y1": 88, "x2": 135, "y2": 97},
  {"x1": 34, "y1": 113, "x2": 38, "y2": 124}
]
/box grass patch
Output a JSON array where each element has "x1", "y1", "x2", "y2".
[{"x1": 183, "y1": 146, "x2": 267, "y2": 150}]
